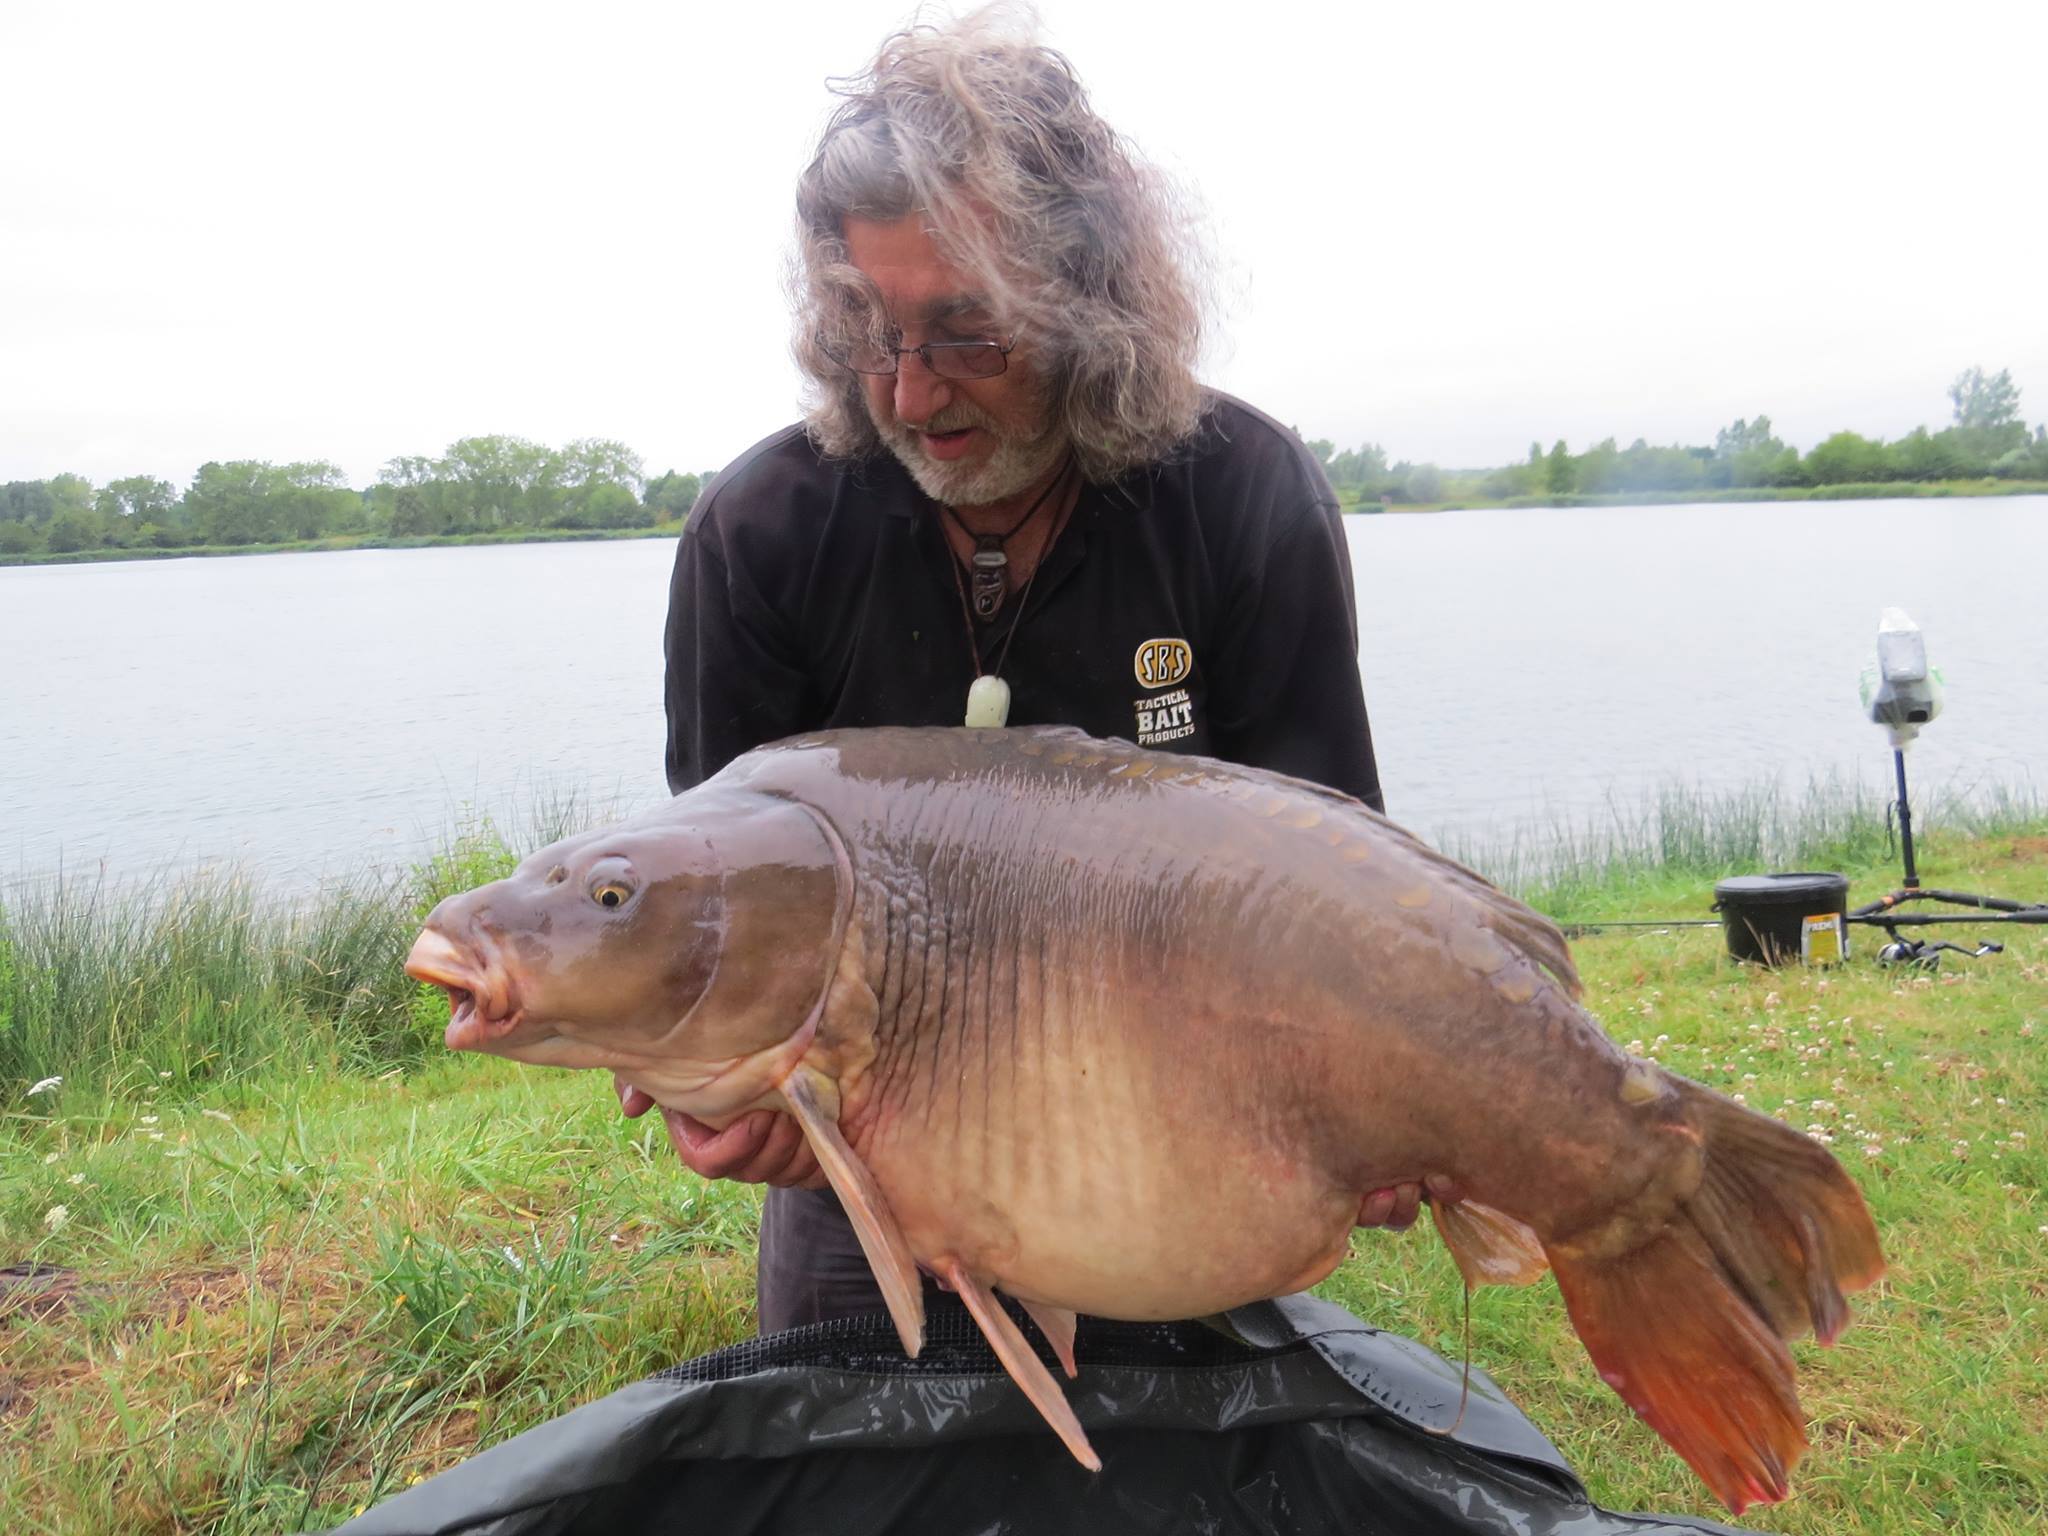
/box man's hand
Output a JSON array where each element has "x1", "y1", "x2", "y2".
[
  {"x1": 615, "y1": 1075, "x2": 827, "y2": 1190},
  {"x1": 1356, "y1": 1175, "x2": 1460, "y2": 1231}
]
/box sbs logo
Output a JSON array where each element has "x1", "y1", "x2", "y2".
[{"x1": 1133, "y1": 638, "x2": 1193, "y2": 690}]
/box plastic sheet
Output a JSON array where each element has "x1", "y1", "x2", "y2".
[{"x1": 329, "y1": 1295, "x2": 1753, "y2": 1536}]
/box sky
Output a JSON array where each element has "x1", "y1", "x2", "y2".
[{"x1": 4, "y1": 0, "x2": 2044, "y2": 491}]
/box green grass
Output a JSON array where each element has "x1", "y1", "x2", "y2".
[{"x1": 3, "y1": 797, "x2": 2045, "y2": 1531}]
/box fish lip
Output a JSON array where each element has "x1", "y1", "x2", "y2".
[{"x1": 404, "y1": 928, "x2": 524, "y2": 1051}]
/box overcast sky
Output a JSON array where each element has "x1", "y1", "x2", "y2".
[{"x1": 4, "y1": 0, "x2": 2044, "y2": 490}]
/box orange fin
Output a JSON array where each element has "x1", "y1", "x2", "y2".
[
  {"x1": 943, "y1": 1260, "x2": 1100, "y2": 1471},
  {"x1": 1550, "y1": 1080, "x2": 1885, "y2": 1514},
  {"x1": 1431, "y1": 1198, "x2": 1549, "y2": 1287},
  {"x1": 1552, "y1": 1219, "x2": 1803, "y2": 1514},
  {"x1": 782, "y1": 1070, "x2": 925, "y2": 1358},
  {"x1": 1018, "y1": 1299, "x2": 1080, "y2": 1378}
]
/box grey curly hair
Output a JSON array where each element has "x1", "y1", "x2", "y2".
[{"x1": 791, "y1": 10, "x2": 1208, "y2": 483}]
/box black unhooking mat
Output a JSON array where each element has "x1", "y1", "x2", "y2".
[{"x1": 327, "y1": 1293, "x2": 1754, "y2": 1536}]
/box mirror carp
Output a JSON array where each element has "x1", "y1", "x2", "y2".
[{"x1": 406, "y1": 726, "x2": 1882, "y2": 1512}]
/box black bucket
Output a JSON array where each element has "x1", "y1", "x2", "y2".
[{"x1": 1712, "y1": 872, "x2": 1851, "y2": 966}]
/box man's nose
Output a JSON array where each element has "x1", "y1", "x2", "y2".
[{"x1": 892, "y1": 352, "x2": 952, "y2": 425}]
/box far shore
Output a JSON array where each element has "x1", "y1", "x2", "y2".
[
  {"x1": 4, "y1": 479, "x2": 2045, "y2": 569},
  {"x1": 1339, "y1": 477, "x2": 2048, "y2": 515}
]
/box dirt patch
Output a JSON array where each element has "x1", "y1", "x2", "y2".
[
  {"x1": 1991, "y1": 835, "x2": 2048, "y2": 864},
  {"x1": 0, "y1": 1263, "x2": 91, "y2": 1324}
]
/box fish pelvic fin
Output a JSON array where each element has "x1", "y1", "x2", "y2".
[
  {"x1": 1546, "y1": 1081, "x2": 1885, "y2": 1514},
  {"x1": 943, "y1": 1261, "x2": 1100, "y2": 1472},
  {"x1": 1017, "y1": 1299, "x2": 1080, "y2": 1378},
  {"x1": 1430, "y1": 1198, "x2": 1548, "y2": 1287},
  {"x1": 781, "y1": 1069, "x2": 926, "y2": 1359}
]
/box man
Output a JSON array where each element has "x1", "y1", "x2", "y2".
[{"x1": 618, "y1": 13, "x2": 1426, "y2": 1333}]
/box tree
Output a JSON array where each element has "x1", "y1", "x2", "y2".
[
  {"x1": 96, "y1": 476, "x2": 176, "y2": 523},
  {"x1": 0, "y1": 481, "x2": 56, "y2": 524},
  {"x1": 645, "y1": 470, "x2": 703, "y2": 521},
  {"x1": 47, "y1": 473, "x2": 94, "y2": 520},
  {"x1": 1714, "y1": 416, "x2": 1780, "y2": 457},
  {"x1": 183, "y1": 461, "x2": 285, "y2": 545},
  {"x1": 1803, "y1": 431, "x2": 1894, "y2": 485},
  {"x1": 1544, "y1": 439, "x2": 1574, "y2": 494},
  {"x1": 1325, "y1": 443, "x2": 1389, "y2": 493},
  {"x1": 560, "y1": 438, "x2": 646, "y2": 497},
  {"x1": 441, "y1": 435, "x2": 557, "y2": 527},
  {"x1": 43, "y1": 507, "x2": 104, "y2": 553},
  {"x1": 1949, "y1": 367, "x2": 2021, "y2": 433},
  {"x1": 0, "y1": 519, "x2": 41, "y2": 555}
]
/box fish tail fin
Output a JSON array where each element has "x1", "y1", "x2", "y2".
[{"x1": 1546, "y1": 1082, "x2": 1884, "y2": 1514}]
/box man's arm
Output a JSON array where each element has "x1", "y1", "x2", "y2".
[
  {"x1": 649, "y1": 502, "x2": 827, "y2": 1188},
  {"x1": 1206, "y1": 497, "x2": 1385, "y2": 814},
  {"x1": 663, "y1": 506, "x2": 813, "y2": 794}
]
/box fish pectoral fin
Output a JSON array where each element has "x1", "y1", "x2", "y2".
[
  {"x1": 781, "y1": 1070, "x2": 925, "y2": 1358},
  {"x1": 1431, "y1": 1197, "x2": 1550, "y2": 1287},
  {"x1": 941, "y1": 1260, "x2": 1100, "y2": 1471},
  {"x1": 1017, "y1": 1298, "x2": 1080, "y2": 1378}
]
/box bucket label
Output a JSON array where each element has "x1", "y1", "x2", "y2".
[{"x1": 1801, "y1": 913, "x2": 1846, "y2": 966}]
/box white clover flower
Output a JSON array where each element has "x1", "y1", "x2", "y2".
[
  {"x1": 139, "y1": 1115, "x2": 159, "y2": 1126},
  {"x1": 1864, "y1": 1144, "x2": 1884, "y2": 1159},
  {"x1": 44, "y1": 1205, "x2": 68, "y2": 1229},
  {"x1": 67, "y1": 1172, "x2": 86, "y2": 1186},
  {"x1": 42, "y1": 1151, "x2": 60, "y2": 1166},
  {"x1": 203, "y1": 1109, "x2": 234, "y2": 1124},
  {"x1": 27, "y1": 1076, "x2": 62, "y2": 1097}
]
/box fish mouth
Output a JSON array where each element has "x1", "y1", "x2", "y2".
[{"x1": 404, "y1": 928, "x2": 524, "y2": 1051}]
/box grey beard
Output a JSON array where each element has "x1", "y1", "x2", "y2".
[{"x1": 873, "y1": 409, "x2": 1068, "y2": 510}]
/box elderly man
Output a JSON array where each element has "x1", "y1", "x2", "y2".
[{"x1": 617, "y1": 14, "x2": 1411, "y2": 1334}]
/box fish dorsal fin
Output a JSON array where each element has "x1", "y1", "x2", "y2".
[
  {"x1": 941, "y1": 1260, "x2": 1100, "y2": 1470},
  {"x1": 781, "y1": 1069, "x2": 925, "y2": 1358},
  {"x1": 1431, "y1": 1196, "x2": 1550, "y2": 1287}
]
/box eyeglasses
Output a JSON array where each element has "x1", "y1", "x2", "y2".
[{"x1": 819, "y1": 331, "x2": 1016, "y2": 380}]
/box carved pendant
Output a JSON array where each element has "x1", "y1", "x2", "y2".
[
  {"x1": 965, "y1": 674, "x2": 1012, "y2": 727},
  {"x1": 970, "y1": 536, "x2": 1007, "y2": 620}
]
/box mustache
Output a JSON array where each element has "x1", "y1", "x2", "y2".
[{"x1": 908, "y1": 404, "x2": 998, "y2": 434}]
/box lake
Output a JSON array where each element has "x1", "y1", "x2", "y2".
[{"x1": 3, "y1": 498, "x2": 2044, "y2": 890}]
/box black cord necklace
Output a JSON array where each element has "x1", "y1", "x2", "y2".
[{"x1": 940, "y1": 458, "x2": 1072, "y2": 622}]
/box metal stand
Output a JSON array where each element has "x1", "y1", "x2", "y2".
[
  {"x1": 1891, "y1": 748, "x2": 1918, "y2": 890},
  {"x1": 1846, "y1": 748, "x2": 2048, "y2": 966}
]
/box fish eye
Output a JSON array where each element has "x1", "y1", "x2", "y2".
[{"x1": 591, "y1": 880, "x2": 635, "y2": 910}]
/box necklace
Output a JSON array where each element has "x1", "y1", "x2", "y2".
[
  {"x1": 940, "y1": 459, "x2": 1071, "y2": 621},
  {"x1": 948, "y1": 485, "x2": 1076, "y2": 728}
]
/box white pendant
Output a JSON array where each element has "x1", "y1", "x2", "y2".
[{"x1": 964, "y1": 673, "x2": 1012, "y2": 728}]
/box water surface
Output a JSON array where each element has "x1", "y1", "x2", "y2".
[{"x1": 3, "y1": 498, "x2": 2042, "y2": 887}]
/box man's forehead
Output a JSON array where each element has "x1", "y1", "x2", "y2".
[{"x1": 841, "y1": 214, "x2": 999, "y2": 323}]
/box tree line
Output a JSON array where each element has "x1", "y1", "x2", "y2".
[
  {"x1": 1306, "y1": 367, "x2": 2047, "y2": 505},
  {"x1": 5, "y1": 369, "x2": 2043, "y2": 559},
  {"x1": 0, "y1": 436, "x2": 714, "y2": 558}
]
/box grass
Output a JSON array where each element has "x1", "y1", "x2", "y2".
[{"x1": 2, "y1": 793, "x2": 2045, "y2": 1531}]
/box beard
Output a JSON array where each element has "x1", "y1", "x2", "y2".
[{"x1": 870, "y1": 395, "x2": 1069, "y2": 509}]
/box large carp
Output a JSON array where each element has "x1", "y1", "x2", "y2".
[{"x1": 406, "y1": 726, "x2": 1882, "y2": 1512}]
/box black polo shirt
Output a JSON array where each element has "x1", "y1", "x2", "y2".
[{"x1": 663, "y1": 391, "x2": 1382, "y2": 811}]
